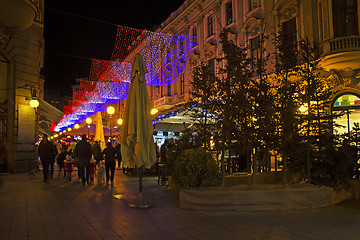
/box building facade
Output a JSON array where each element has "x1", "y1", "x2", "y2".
[
  {"x1": 0, "y1": 0, "x2": 45, "y2": 172},
  {"x1": 134, "y1": 0, "x2": 359, "y2": 136}
]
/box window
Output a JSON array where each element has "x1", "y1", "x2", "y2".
[
  {"x1": 250, "y1": 36, "x2": 260, "y2": 63},
  {"x1": 226, "y1": 1, "x2": 233, "y2": 25},
  {"x1": 180, "y1": 74, "x2": 185, "y2": 95},
  {"x1": 208, "y1": 59, "x2": 215, "y2": 80},
  {"x1": 282, "y1": 18, "x2": 297, "y2": 68},
  {"x1": 192, "y1": 26, "x2": 198, "y2": 45},
  {"x1": 332, "y1": 0, "x2": 358, "y2": 37},
  {"x1": 333, "y1": 94, "x2": 360, "y2": 135},
  {"x1": 207, "y1": 14, "x2": 214, "y2": 38},
  {"x1": 167, "y1": 84, "x2": 171, "y2": 96},
  {"x1": 161, "y1": 86, "x2": 164, "y2": 97},
  {"x1": 249, "y1": 0, "x2": 258, "y2": 11}
]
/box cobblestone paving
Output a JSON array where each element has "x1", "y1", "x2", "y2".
[{"x1": 0, "y1": 170, "x2": 360, "y2": 240}]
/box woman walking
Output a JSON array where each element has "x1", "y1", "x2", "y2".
[{"x1": 102, "y1": 142, "x2": 117, "y2": 185}]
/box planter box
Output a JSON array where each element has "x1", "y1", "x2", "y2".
[{"x1": 180, "y1": 184, "x2": 332, "y2": 211}]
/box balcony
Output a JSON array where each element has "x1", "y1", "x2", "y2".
[
  {"x1": 0, "y1": 0, "x2": 37, "y2": 31},
  {"x1": 153, "y1": 96, "x2": 173, "y2": 111},
  {"x1": 320, "y1": 35, "x2": 360, "y2": 71}
]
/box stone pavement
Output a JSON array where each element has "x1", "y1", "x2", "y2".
[{"x1": 1, "y1": 170, "x2": 360, "y2": 240}]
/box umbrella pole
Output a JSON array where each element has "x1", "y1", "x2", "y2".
[
  {"x1": 139, "y1": 166, "x2": 143, "y2": 202},
  {"x1": 128, "y1": 165, "x2": 152, "y2": 208}
]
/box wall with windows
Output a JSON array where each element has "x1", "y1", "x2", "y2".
[{"x1": 114, "y1": 0, "x2": 360, "y2": 137}]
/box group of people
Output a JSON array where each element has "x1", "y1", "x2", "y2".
[{"x1": 37, "y1": 133, "x2": 121, "y2": 186}]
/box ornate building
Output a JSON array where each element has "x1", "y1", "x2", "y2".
[
  {"x1": 142, "y1": 0, "x2": 359, "y2": 136},
  {"x1": 0, "y1": 0, "x2": 45, "y2": 172}
]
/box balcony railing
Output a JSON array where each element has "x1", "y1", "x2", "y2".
[
  {"x1": 322, "y1": 35, "x2": 360, "y2": 56},
  {"x1": 154, "y1": 96, "x2": 173, "y2": 108}
]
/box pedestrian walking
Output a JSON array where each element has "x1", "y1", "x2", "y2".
[
  {"x1": 115, "y1": 142, "x2": 122, "y2": 169},
  {"x1": 64, "y1": 154, "x2": 74, "y2": 181},
  {"x1": 49, "y1": 139, "x2": 58, "y2": 179},
  {"x1": 102, "y1": 141, "x2": 117, "y2": 185},
  {"x1": 57, "y1": 147, "x2": 67, "y2": 178},
  {"x1": 89, "y1": 157, "x2": 96, "y2": 183},
  {"x1": 92, "y1": 141, "x2": 103, "y2": 167},
  {"x1": 38, "y1": 134, "x2": 56, "y2": 183},
  {"x1": 73, "y1": 134, "x2": 92, "y2": 186}
]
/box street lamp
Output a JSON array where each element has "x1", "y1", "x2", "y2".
[
  {"x1": 29, "y1": 99, "x2": 39, "y2": 108},
  {"x1": 107, "y1": 106, "x2": 115, "y2": 139},
  {"x1": 74, "y1": 124, "x2": 80, "y2": 129},
  {"x1": 86, "y1": 117, "x2": 92, "y2": 137},
  {"x1": 117, "y1": 118, "x2": 123, "y2": 125},
  {"x1": 151, "y1": 108, "x2": 158, "y2": 115}
]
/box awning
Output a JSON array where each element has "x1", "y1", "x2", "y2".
[
  {"x1": 37, "y1": 98, "x2": 63, "y2": 124},
  {"x1": 153, "y1": 122, "x2": 190, "y2": 133}
]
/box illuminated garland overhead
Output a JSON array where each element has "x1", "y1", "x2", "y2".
[
  {"x1": 89, "y1": 28, "x2": 196, "y2": 86},
  {"x1": 55, "y1": 25, "x2": 197, "y2": 132}
]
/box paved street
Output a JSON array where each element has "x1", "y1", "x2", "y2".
[{"x1": 1, "y1": 170, "x2": 360, "y2": 240}]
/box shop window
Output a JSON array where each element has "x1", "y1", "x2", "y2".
[
  {"x1": 333, "y1": 94, "x2": 360, "y2": 135},
  {"x1": 226, "y1": 1, "x2": 233, "y2": 25},
  {"x1": 207, "y1": 14, "x2": 214, "y2": 38}
]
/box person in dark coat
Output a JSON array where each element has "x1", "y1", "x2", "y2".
[
  {"x1": 115, "y1": 142, "x2": 122, "y2": 169},
  {"x1": 57, "y1": 147, "x2": 68, "y2": 178},
  {"x1": 73, "y1": 134, "x2": 92, "y2": 186},
  {"x1": 49, "y1": 140, "x2": 58, "y2": 179},
  {"x1": 102, "y1": 141, "x2": 117, "y2": 185},
  {"x1": 38, "y1": 134, "x2": 56, "y2": 183},
  {"x1": 92, "y1": 141, "x2": 103, "y2": 166}
]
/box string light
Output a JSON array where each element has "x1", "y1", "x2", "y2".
[{"x1": 55, "y1": 25, "x2": 197, "y2": 132}]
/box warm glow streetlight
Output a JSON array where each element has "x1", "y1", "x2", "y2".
[
  {"x1": 107, "y1": 106, "x2": 115, "y2": 115},
  {"x1": 74, "y1": 124, "x2": 80, "y2": 129},
  {"x1": 151, "y1": 108, "x2": 158, "y2": 115},
  {"x1": 107, "y1": 107, "x2": 115, "y2": 135},
  {"x1": 107, "y1": 106, "x2": 115, "y2": 139},
  {"x1": 67, "y1": 127, "x2": 72, "y2": 132},
  {"x1": 29, "y1": 99, "x2": 39, "y2": 108},
  {"x1": 117, "y1": 118, "x2": 123, "y2": 125},
  {"x1": 86, "y1": 117, "x2": 92, "y2": 137}
]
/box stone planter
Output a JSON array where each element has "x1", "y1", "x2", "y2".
[{"x1": 180, "y1": 184, "x2": 333, "y2": 211}]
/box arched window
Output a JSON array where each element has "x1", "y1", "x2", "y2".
[{"x1": 332, "y1": 94, "x2": 360, "y2": 135}]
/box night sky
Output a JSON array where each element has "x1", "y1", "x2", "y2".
[{"x1": 43, "y1": 0, "x2": 185, "y2": 91}]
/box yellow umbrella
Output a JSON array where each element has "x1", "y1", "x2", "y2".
[
  {"x1": 121, "y1": 54, "x2": 156, "y2": 208},
  {"x1": 94, "y1": 111, "x2": 106, "y2": 150},
  {"x1": 121, "y1": 54, "x2": 156, "y2": 168}
]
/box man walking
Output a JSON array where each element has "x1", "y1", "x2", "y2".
[
  {"x1": 74, "y1": 134, "x2": 92, "y2": 186},
  {"x1": 38, "y1": 134, "x2": 56, "y2": 183}
]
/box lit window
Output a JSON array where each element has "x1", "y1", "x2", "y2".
[{"x1": 208, "y1": 15, "x2": 214, "y2": 38}]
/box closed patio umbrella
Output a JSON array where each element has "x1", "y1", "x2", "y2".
[
  {"x1": 94, "y1": 111, "x2": 106, "y2": 150},
  {"x1": 121, "y1": 54, "x2": 156, "y2": 208}
]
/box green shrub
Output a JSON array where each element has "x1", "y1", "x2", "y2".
[{"x1": 171, "y1": 148, "x2": 221, "y2": 189}]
